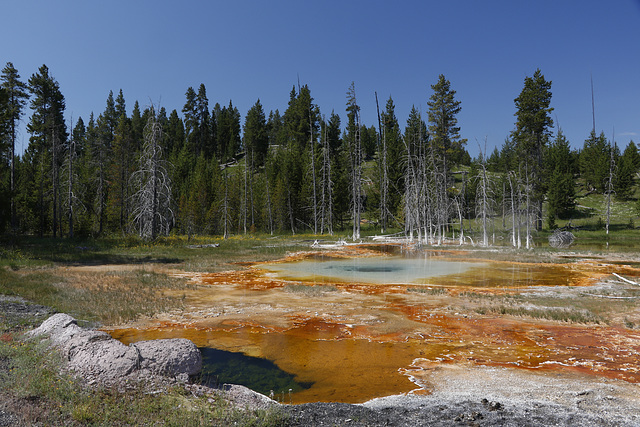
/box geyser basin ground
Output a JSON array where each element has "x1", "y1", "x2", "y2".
[{"x1": 106, "y1": 247, "x2": 640, "y2": 404}]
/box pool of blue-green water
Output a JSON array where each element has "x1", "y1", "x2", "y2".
[
  {"x1": 199, "y1": 348, "x2": 312, "y2": 397},
  {"x1": 258, "y1": 255, "x2": 485, "y2": 284}
]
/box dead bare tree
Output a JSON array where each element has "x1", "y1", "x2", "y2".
[
  {"x1": 130, "y1": 108, "x2": 174, "y2": 240},
  {"x1": 222, "y1": 166, "x2": 231, "y2": 238},
  {"x1": 375, "y1": 92, "x2": 389, "y2": 233},
  {"x1": 475, "y1": 141, "x2": 493, "y2": 247},
  {"x1": 507, "y1": 171, "x2": 519, "y2": 248},
  {"x1": 319, "y1": 117, "x2": 333, "y2": 235},
  {"x1": 605, "y1": 135, "x2": 616, "y2": 236},
  {"x1": 346, "y1": 83, "x2": 363, "y2": 240},
  {"x1": 309, "y1": 108, "x2": 319, "y2": 234}
]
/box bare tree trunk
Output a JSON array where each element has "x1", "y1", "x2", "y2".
[
  {"x1": 264, "y1": 165, "x2": 273, "y2": 235},
  {"x1": 508, "y1": 172, "x2": 517, "y2": 247},
  {"x1": 350, "y1": 118, "x2": 362, "y2": 240},
  {"x1": 476, "y1": 144, "x2": 491, "y2": 247},
  {"x1": 66, "y1": 130, "x2": 75, "y2": 238},
  {"x1": 287, "y1": 187, "x2": 295, "y2": 235},
  {"x1": 52, "y1": 127, "x2": 59, "y2": 238},
  {"x1": 319, "y1": 119, "x2": 333, "y2": 235},
  {"x1": 131, "y1": 108, "x2": 173, "y2": 240},
  {"x1": 243, "y1": 152, "x2": 248, "y2": 234},
  {"x1": 525, "y1": 164, "x2": 532, "y2": 249},
  {"x1": 375, "y1": 92, "x2": 388, "y2": 234},
  {"x1": 249, "y1": 150, "x2": 255, "y2": 229},
  {"x1": 606, "y1": 140, "x2": 615, "y2": 236},
  {"x1": 10, "y1": 119, "x2": 16, "y2": 232},
  {"x1": 223, "y1": 168, "x2": 229, "y2": 239},
  {"x1": 310, "y1": 109, "x2": 318, "y2": 234}
]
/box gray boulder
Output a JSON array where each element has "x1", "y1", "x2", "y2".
[
  {"x1": 132, "y1": 339, "x2": 202, "y2": 376},
  {"x1": 69, "y1": 335, "x2": 140, "y2": 379},
  {"x1": 27, "y1": 313, "x2": 202, "y2": 384},
  {"x1": 27, "y1": 312, "x2": 76, "y2": 338}
]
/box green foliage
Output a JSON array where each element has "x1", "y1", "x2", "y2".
[
  {"x1": 614, "y1": 141, "x2": 639, "y2": 200},
  {"x1": 580, "y1": 130, "x2": 611, "y2": 193},
  {"x1": 244, "y1": 99, "x2": 269, "y2": 166},
  {"x1": 427, "y1": 74, "x2": 467, "y2": 173},
  {"x1": 513, "y1": 69, "x2": 554, "y2": 151},
  {"x1": 546, "y1": 130, "x2": 576, "y2": 219},
  {"x1": 6, "y1": 63, "x2": 639, "y2": 240}
]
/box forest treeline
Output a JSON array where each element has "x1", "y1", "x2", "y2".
[{"x1": 0, "y1": 63, "x2": 638, "y2": 245}]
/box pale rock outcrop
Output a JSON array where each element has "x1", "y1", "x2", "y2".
[
  {"x1": 132, "y1": 338, "x2": 202, "y2": 377},
  {"x1": 27, "y1": 313, "x2": 202, "y2": 384}
]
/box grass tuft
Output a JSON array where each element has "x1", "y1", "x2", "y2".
[{"x1": 284, "y1": 283, "x2": 337, "y2": 297}]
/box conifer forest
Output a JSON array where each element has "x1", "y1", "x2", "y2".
[{"x1": 1, "y1": 62, "x2": 638, "y2": 244}]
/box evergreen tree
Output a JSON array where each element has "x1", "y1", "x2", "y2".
[
  {"x1": 1, "y1": 62, "x2": 29, "y2": 231},
  {"x1": 345, "y1": 82, "x2": 363, "y2": 240},
  {"x1": 614, "y1": 141, "x2": 638, "y2": 200},
  {"x1": 580, "y1": 130, "x2": 610, "y2": 193},
  {"x1": 243, "y1": 99, "x2": 268, "y2": 166},
  {"x1": 546, "y1": 129, "x2": 575, "y2": 224},
  {"x1": 512, "y1": 69, "x2": 554, "y2": 231},
  {"x1": 267, "y1": 109, "x2": 284, "y2": 148},
  {"x1": 108, "y1": 111, "x2": 133, "y2": 233},
  {"x1": 0, "y1": 85, "x2": 9, "y2": 230},
  {"x1": 115, "y1": 89, "x2": 126, "y2": 118},
  {"x1": 130, "y1": 101, "x2": 144, "y2": 150},
  {"x1": 26, "y1": 64, "x2": 67, "y2": 237},
  {"x1": 216, "y1": 101, "x2": 241, "y2": 162},
  {"x1": 196, "y1": 84, "x2": 213, "y2": 157},
  {"x1": 361, "y1": 125, "x2": 377, "y2": 160},
  {"x1": 165, "y1": 109, "x2": 185, "y2": 158},
  {"x1": 380, "y1": 96, "x2": 403, "y2": 219},
  {"x1": 427, "y1": 74, "x2": 466, "y2": 187},
  {"x1": 182, "y1": 86, "x2": 199, "y2": 156}
]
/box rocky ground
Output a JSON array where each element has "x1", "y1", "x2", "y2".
[{"x1": 2, "y1": 297, "x2": 640, "y2": 426}]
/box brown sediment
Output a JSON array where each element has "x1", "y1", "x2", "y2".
[{"x1": 104, "y1": 247, "x2": 640, "y2": 404}]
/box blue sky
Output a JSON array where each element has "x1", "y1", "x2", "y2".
[{"x1": 3, "y1": 1, "x2": 639, "y2": 157}]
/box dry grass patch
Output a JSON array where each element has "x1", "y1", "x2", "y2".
[{"x1": 54, "y1": 268, "x2": 196, "y2": 325}]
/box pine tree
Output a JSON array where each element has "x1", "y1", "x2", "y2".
[
  {"x1": 512, "y1": 69, "x2": 554, "y2": 231},
  {"x1": 614, "y1": 141, "x2": 638, "y2": 200},
  {"x1": 26, "y1": 65, "x2": 67, "y2": 237},
  {"x1": 243, "y1": 99, "x2": 268, "y2": 166},
  {"x1": 580, "y1": 131, "x2": 610, "y2": 193},
  {"x1": 546, "y1": 129, "x2": 575, "y2": 224},
  {"x1": 109, "y1": 112, "x2": 133, "y2": 233},
  {"x1": 197, "y1": 84, "x2": 214, "y2": 158},
  {"x1": 1, "y1": 62, "x2": 29, "y2": 231},
  {"x1": 380, "y1": 96, "x2": 403, "y2": 221},
  {"x1": 427, "y1": 74, "x2": 466, "y2": 188}
]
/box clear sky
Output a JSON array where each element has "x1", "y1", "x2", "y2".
[{"x1": 3, "y1": 1, "x2": 639, "y2": 157}]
